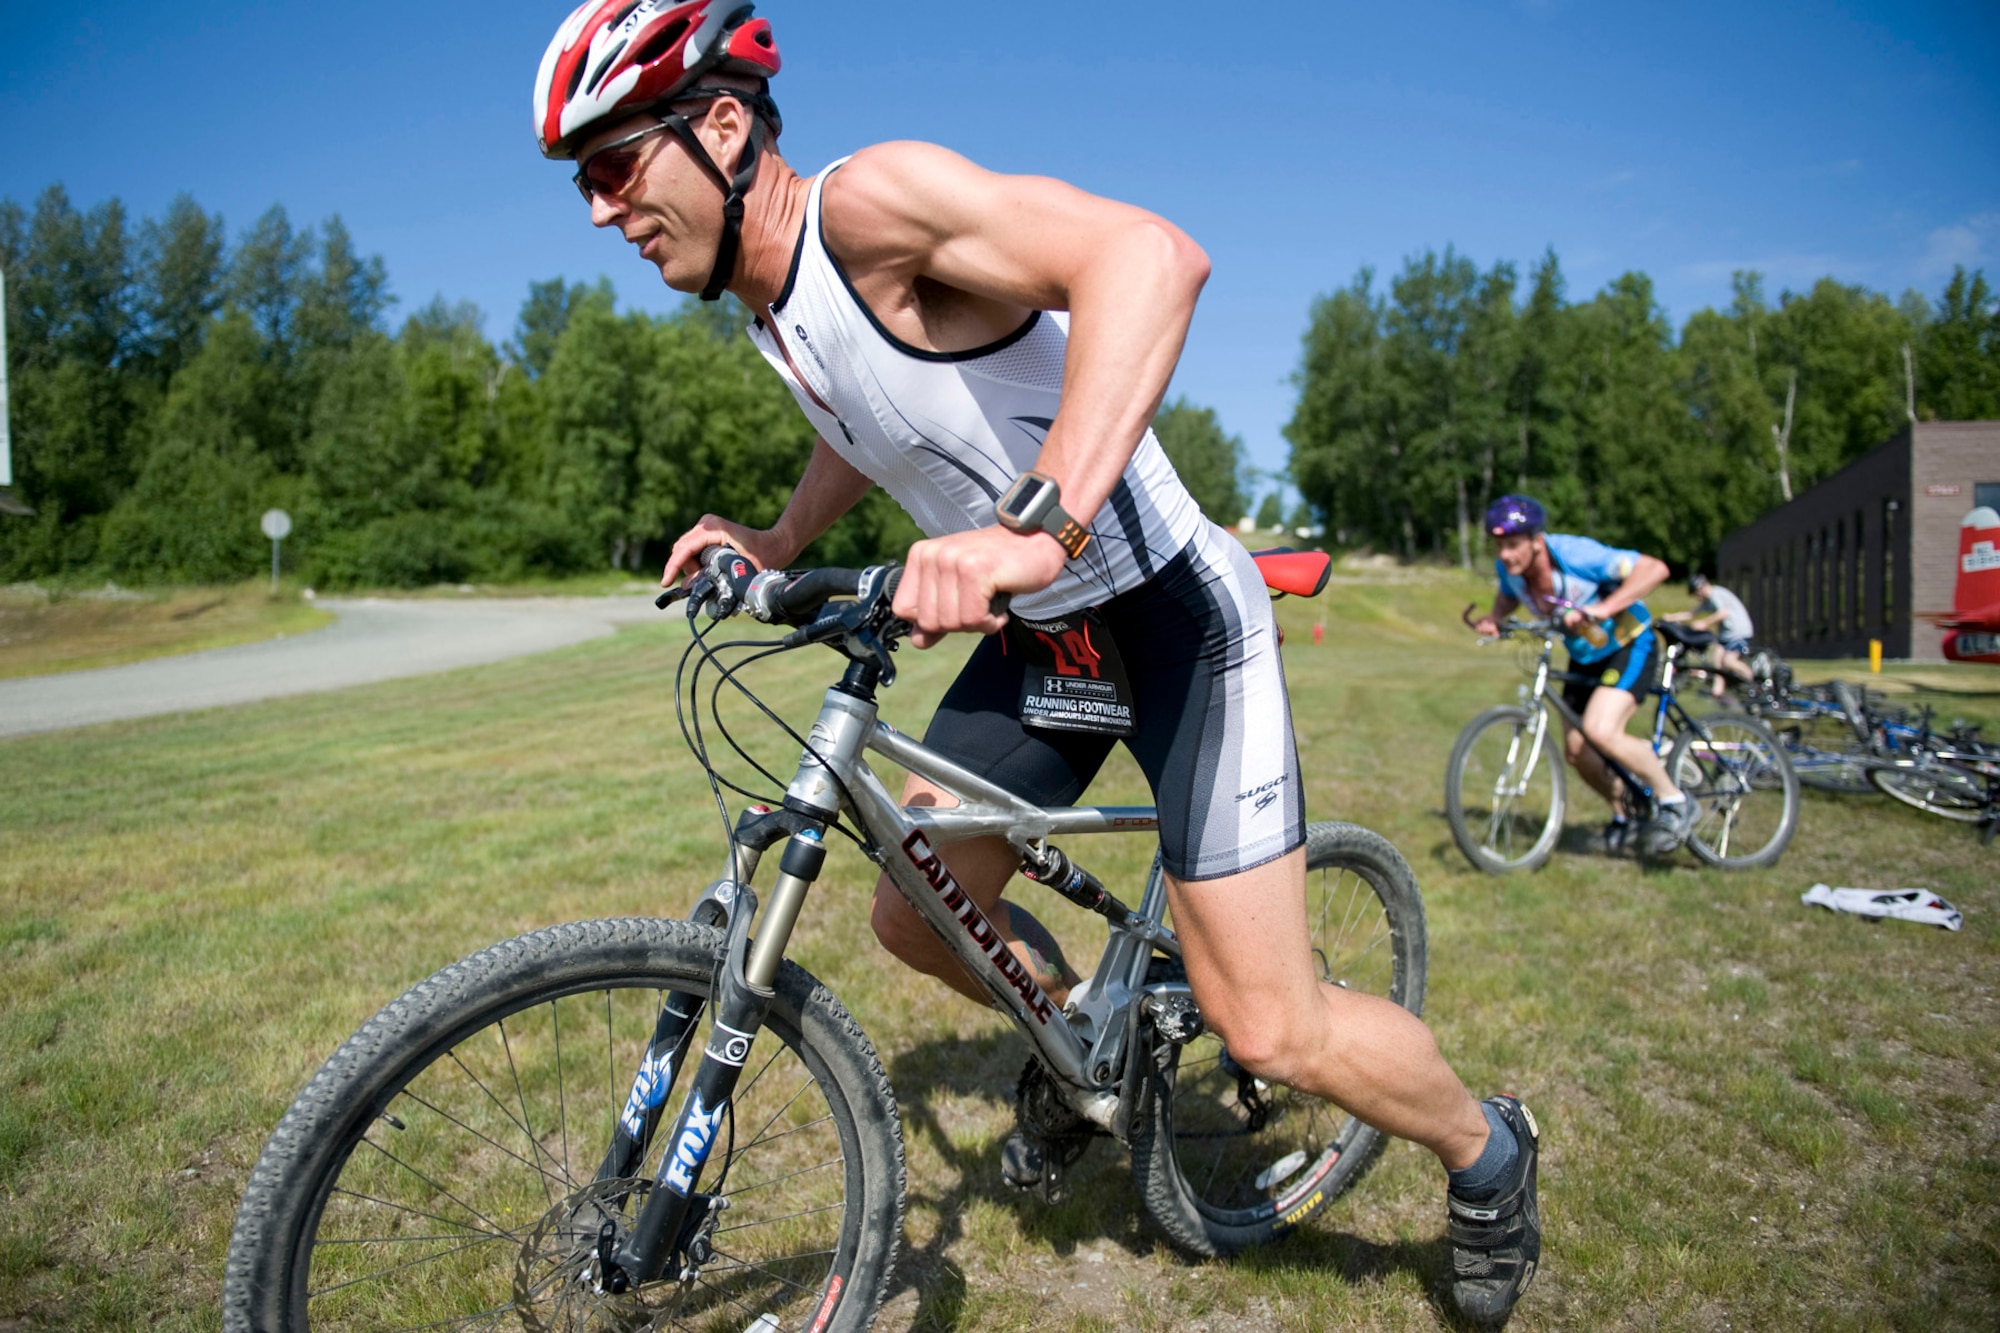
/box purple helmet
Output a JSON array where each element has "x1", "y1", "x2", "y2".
[{"x1": 1484, "y1": 495, "x2": 1545, "y2": 538}]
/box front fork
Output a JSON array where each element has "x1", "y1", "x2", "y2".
[{"x1": 599, "y1": 816, "x2": 829, "y2": 1287}]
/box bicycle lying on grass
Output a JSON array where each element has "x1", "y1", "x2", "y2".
[
  {"x1": 1865, "y1": 733, "x2": 2000, "y2": 843},
  {"x1": 1742, "y1": 675, "x2": 1962, "y2": 795},
  {"x1": 1445, "y1": 611, "x2": 1799, "y2": 874},
  {"x1": 225, "y1": 546, "x2": 1427, "y2": 1333}
]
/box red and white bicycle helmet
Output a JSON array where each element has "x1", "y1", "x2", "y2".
[
  {"x1": 534, "y1": 0, "x2": 780, "y2": 160},
  {"x1": 534, "y1": 0, "x2": 782, "y2": 301}
]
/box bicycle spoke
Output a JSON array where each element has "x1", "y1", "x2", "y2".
[
  {"x1": 393, "y1": 1088, "x2": 575, "y2": 1193},
  {"x1": 553, "y1": 1000, "x2": 572, "y2": 1189},
  {"x1": 307, "y1": 1230, "x2": 514, "y2": 1299},
  {"x1": 720, "y1": 1155, "x2": 843, "y2": 1200},
  {"x1": 326, "y1": 1186, "x2": 512, "y2": 1241},
  {"x1": 497, "y1": 1018, "x2": 562, "y2": 1212},
  {"x1": 348, "y1": 1140, "x2": 519, "y2": 1240},
  {"x1": 443, "y1": 1046, "x2": 574, "y2": 1193}
]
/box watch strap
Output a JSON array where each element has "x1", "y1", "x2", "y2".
[
  {"x1": 997, "y1": 471, "x2": 1092, "y2": 560},
  {"x1": 1047, "y1": 513, "x2": 1091, "y2": 560}
]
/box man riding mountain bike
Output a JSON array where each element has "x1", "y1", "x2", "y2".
[
  {"x1": 1663, "y1": 572, "x2": 1757, "y2": 699},
  {"x1": 535, "y1": 0, "x2": 1539, "y2": 1320},
  {"x1": 1470, "y1": 496, "x2": 1693, "y2": 857}
]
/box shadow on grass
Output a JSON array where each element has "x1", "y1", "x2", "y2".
[
  {"x1": 883, "y1": 1029, "x2": 1454, "y2": 1329},
  {"x1": 1422, "y1": 810, "x2": 1705, "y2": 878}
]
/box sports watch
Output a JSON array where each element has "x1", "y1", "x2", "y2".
[{"x1": 995, "y1": 471, "x2": 1091, "y2": 560}]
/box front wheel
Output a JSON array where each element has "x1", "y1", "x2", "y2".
[
  {"x1": 1668, "y1": 713, "x2": 1799, "y2": 869},
  {"x1": 224, "y1": 917, "x2": 904, "y2": 1333},
  {"x1": 1129, "y1": 821, "x2": 1429, "y2": 1257},
  {"x1": 1869, "y1": 758, "x2": 1991, "y2": 822},
  {"x1": 1446, "y1": 704, "x2": 1567, "y2": 874}
]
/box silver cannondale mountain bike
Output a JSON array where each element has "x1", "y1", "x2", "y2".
[{"x1": 224, "y1": 546, "x2": 1429, "y2": 1333}]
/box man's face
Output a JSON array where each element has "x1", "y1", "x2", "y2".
[
  {"x1": 574, "y1": 106, "x2": 732, "y2": 294},
  {"x1": 1495, "y1": 533, "x2": 1540, "y2": 576}
]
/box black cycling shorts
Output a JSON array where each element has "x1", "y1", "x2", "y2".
[
  {"x1": 1560, "y1": 629, "x2": 1661, "y2": 716},
  {"x1": 921, "y1": 532, "x2": 1306, "y2": 881}
]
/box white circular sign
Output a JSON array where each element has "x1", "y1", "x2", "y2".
[{"x1": 261, "y1": 509, "x2": 292, "y2": 540}]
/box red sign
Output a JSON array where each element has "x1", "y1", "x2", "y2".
[{"x1": 1926, "y1": 483, "x2": 1964, "y2": 498}]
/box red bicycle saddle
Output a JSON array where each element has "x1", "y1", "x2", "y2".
[{"x1": 1250, "y1": 547, "x2": 1332, "y2": 599}]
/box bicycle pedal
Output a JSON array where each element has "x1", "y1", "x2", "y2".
[{"x1": 1000, "y1": 1130, "x2": 1046, "y2": 1192}]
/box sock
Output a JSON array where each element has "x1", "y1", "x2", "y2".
[
  {"x1": 1447, "y1": 1101, "x2": 1521, "y2": 1200},
  {"x1": 1658, "y1": 793, "x2": 1687, "y2": 807}
]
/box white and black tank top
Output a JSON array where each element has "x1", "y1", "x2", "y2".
[{"x1": 745, "y1": 157, "x2": 1206, "y2": 619}]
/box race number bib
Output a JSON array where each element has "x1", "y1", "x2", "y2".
[{"x1": 1010, "y1": 610, "x2": 1135, "y2": 737}]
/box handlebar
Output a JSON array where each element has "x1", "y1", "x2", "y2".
[
  {"x1": 1461, "y1": 602, "x2": 1560, "y2": 645},
  {"x1": 658, "y1": 545, "x2": 1013, "y2": 659}
]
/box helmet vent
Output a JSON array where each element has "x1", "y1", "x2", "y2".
[
  {"x1": 564, "y1": 51, "x2": 589, "y2": 103},
  {"x1": 629, "y1": 17, "x2": 691, "y2": 70},
  {"x1": 585, "y1": 38, "x2": 630, "y2": 94}
]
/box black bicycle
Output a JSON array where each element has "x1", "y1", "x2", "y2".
[
  {"x1": 224, "y1": 547, "x2": 1428, "y2": 1332},
  {"x1": 1445, "y1": 611, "x2": 1799, "y2": 873}
]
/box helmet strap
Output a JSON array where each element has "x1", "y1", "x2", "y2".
[{"x1": 655, "y1": 100, "x2": 771, "y2": 303}]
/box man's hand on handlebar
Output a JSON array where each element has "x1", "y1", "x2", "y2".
[
  {"x1": 661, "y1": 514, "x2": 793, "y2": 591},
  {"x1": 892, "y1": 526, "x2": 1063, "y2": 650}
]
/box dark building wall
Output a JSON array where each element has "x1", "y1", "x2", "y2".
[
  {"x1": 1717, "y1": 432, "x2": 1911, "y2": 660},
  {"x1": 1716, "y1": 422, "x2": 2000, "y2": 661}
]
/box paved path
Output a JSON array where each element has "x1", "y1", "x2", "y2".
[{"x1": 0, "y1": 595, "x2": 665, "y2": 740}]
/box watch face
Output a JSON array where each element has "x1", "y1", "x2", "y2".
[{"x1": 998, "y1": 474, "x2": 1054, "y2": 525}]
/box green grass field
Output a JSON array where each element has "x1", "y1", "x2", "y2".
[{"x1": 1, "y1": 568, "x2": 1995, "y2": 1331}]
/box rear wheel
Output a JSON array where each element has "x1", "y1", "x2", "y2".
[
  {"x1": 1668, "y1": 713, "x2": 1799, "y2": 869},
  {"x1": 1869, "y1": 759, "x2": 1991, "y2": 822},
  {"x1": 224, "y1": 917, "x2": 904, "y2": 1333},
  {"x1": 1446, "y1": 705, "x2": 1567, "y2": 874},
  {"x1": 1130, "y1": 822, "x2": 1428, "y2": 1256}
]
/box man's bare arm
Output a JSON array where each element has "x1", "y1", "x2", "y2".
[
  {"x1": 823, "y1": 142, "x2": 1209, "y2": 526},
  {"x1": 1587, "y1": 555, "x2": 1670, "y2": 619},
  {"x1": 661, "y1": 439, "x2": 874, "y2": 585},
  {"x1": 1474, "y1": 592, "x2": 1521, "y2": 637}
]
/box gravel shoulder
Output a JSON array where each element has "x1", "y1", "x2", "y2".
[{"x1": 0, "y1": 595, "x2": 663, "y2": 739}]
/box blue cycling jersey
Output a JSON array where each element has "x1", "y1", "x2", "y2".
[{"x1": 1496, "y1": 532, "x2": 1653, "y2": 664}]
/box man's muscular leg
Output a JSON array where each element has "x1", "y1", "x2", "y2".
[
  {"x1": 1579, "y1": 686, "x2": 1681, "y2": 802},
  {"x1": 1564, "y1": 719, "x2": 1629, "y2": 815},
  {"x1": 1166, "y1": 845, "x2": 1490, "y2": 1170},
  {"x1": 868, "y1": 773, "x2": 1081, "y2": 1006}
]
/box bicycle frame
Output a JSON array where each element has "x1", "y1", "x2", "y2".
[
  {"x1": 605, "y1": 659, "x2": 1179, "y2": 1285},
  {"x1": 1513, "y1": 630, "x2": 1705, "y2": 812}
]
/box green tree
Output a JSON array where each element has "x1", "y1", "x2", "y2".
[
  {"x1": 99, "y1": 311, "x2": 288, "y2": 583},
  {"x1": 1152, "y1": 396, "x2": 1246, "y2": 525},
  {"x1": 0, "y1": 186, "x2": 142, "y2": 574},
  {"x1": 509, "y1": 277, "x2": 602, "y2": 379},
  {"x1": 1255, "y1": 492, "x2": 1283, "y2": 530},
  {"x1": 1287, "y1": 269, "x2": 1406, "y2": 551},
  {"x1": 132, "y1": 193, "x2": 225, "y2": 386},
  {"x1": 1917, "y1": 267, "x2": 2000, "y2": 419}
]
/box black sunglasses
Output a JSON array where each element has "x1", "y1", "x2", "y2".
[
  {"x1": 572, "y1": 120, "x2": 677, "y2": 204},
  {"x1": 571, "y1": 98, "x2": 741, "y2": 204}
]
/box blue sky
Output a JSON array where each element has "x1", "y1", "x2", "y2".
[{"x1": 4, "y1": 0, "x2": 1997, "y2": 494}]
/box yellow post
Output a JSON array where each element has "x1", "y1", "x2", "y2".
[{"x1": 1869, "y1": 639, "x2": 1882, "y2": 673}]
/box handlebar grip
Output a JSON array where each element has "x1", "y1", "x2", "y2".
[
  {"x1": 875, "y1": 570, "x2": 1010, "y2": 623},
  {"x1": 770, "y1": 567, "x2": 865, "y2": 619}
]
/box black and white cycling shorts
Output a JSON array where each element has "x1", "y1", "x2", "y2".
[{"x1": 921, "y1": 531, "x2": 1306, "y2": 882}]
